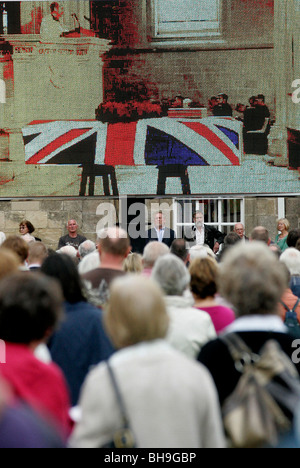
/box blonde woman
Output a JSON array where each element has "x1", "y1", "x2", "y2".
[
  {"x1": 276, "y1": 218, "x2": 290, "y2": 253},
  {"x1": 123, "y1": 252, "x2": 143, "y2": 273},
  {"x1": 69, "y1": 275, "x2": 225, "y2": 448}
]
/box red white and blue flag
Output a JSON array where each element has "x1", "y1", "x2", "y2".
[{"x1": 22, "y1": 116, "x2": 242, "y2": 167}]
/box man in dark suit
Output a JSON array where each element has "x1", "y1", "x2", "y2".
[
  {"x1": 212, "y1": 93, "x2": 233, "y2": 117},
  {"x1": 184, "y1": 210, "x2": 225, "y2": 254},
  {"x1": 146, "y1": 211, "x2": 176, "y2": 248}
]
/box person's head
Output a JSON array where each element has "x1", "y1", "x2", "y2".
[
  {"x1": 78, "y1": 240, "x2": 96, "y2": 259},
  {"x1": 104, "y1": 275, "x2": 169, "y2": 349},
  {"x1": 0, "y1": 272, "x2": 63, "y2": 344},
  {"x1": 189, "y1": 244, "x2": 216, "y2": 262},
  {"x1": 142, "y1": 241, "x2": 169, "y2": 269},
  {"x1": 57, "y1": 245, "x2": 78, "y2": 262},
  {"x1": 66, "y1": 219, "x2": 79, "y2": 236},
  {"x1": 151, "y1": 253, "x2": 190, "y2": 296},
  {"x1": 256, "y1": 94, "x2": 265, "y2": 105},
  {"x1": 170, "y1": 238, "x2": 189, "y2": 264},
  {"x1": 0, "y1": 248, "x2": 20, "y2": 280},
  {"x1": 183, "y1": 98, "x2": 192, "y2": 108},
  {"x1": 217, "y1": 241, "x2": 288, "y2": 317},
  {"x1": 249, "y1": 96, "x2": 257, "y2": 107},
  {"x1": 217, "y1": 93, "x2": 228, "y2": 104},
  {"x1": 153, "y1": 211, "x2": 165, "y2": 230},
  {"x1": 41, "y1": 253, "x2": 86, "y2": 304},
  {"x1": 233, "y1": 223, "x2": 245, "y2": 239},
  {"x1": 287, "y1": 229, "x2": 300, "y2": 248},
  {"x1": 77, "y1": 250, "x2": 100, "y2": 276},
  {"x1": 2, "y1": 236, "x2": 29, "y2": 265},
  {"x1": 27, "y1": 241, "x2": 48, "y2": 266},
  {"x1": 277, "y1": 218, "x2": 290, "y2": 233},
  {"x1": 250, "y1": 226, "x2": 270, "y2": 245},
  {"x1": 123, "y1": 252, "x2": 143, "y2": 273},
  {"x1": 208, "y1": 96, "x2": 218, "y2": 109},
  {"x1": 97, "y1": 227, "x2": 131, "y2": 265},
  {"x1": 19, "y1": 220, "x2": 35, "y2": 235},
  {"x1": 171, "y1": 95, "x2": 183, "y2": 107},
  {"x1": 224, "y1": 231, "x2": 241, "y2": 246},
  {"x1": 279, "y1": 248, "x2": 300, "y2": 276},
  {"x1": 193, "y1": 210, "x2": 204, "y2": 228},
  {"x1": 50, "y1": 1, "x2": 64, "y2": 19},
  {"x1": 189, "y1": 256, "x2": 219, "y2": 300}
]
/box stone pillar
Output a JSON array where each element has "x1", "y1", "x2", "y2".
[
  {"x1": 268, "y1": 0, "x2": 289, "y2": 165},
  {"x1": 269, "y1": 0, "x2": 300, "y2": 166}
]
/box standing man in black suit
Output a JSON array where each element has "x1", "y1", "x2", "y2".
[
  {"x1": 146, "y1": 211, "x2": 176, "y2": 248},
  {"x1": 184, "y1": 210, "x2": 225, "y2": 254}
]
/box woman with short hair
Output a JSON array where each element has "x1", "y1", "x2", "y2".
[
  {"x1": 69, "y1": 275, "x2": 225, "y2": 449},
  {"x1": 189, "y1": 256, "x2": 235, "y2": 334}
]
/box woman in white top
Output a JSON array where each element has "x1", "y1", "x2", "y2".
[{"x1": 69, "y1": 275, "x2": 225, "y2": 449}]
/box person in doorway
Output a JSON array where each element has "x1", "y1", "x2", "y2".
[
  {"x1": 146, "y1": 211, "x2": 176, "y2": 248},
  {"x1": 184, "y1": 210, "x2": 225, "y2": 254}
]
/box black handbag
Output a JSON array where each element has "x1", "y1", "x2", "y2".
[{"x1": 101, "y1": 360, "x2": 137, "y2": 448}]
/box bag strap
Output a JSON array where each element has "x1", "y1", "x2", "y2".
[
  {"x1": 292, "y1": 298, "x2": 300, "y2": 313},
  {"x1": 106, "y1": 360, "x2": 131, "y2": 429},
  {"x1": 281, "y1": 298, "x2": 300, "y2": 314},
  {"x1": 220, "y1": 333, "x2": 260, "y2": 372}
]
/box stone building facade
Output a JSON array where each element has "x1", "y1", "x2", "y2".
[{"x1": 0, "y1": 196, "x2": 299, "y2": 251}]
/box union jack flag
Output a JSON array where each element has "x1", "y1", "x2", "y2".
[{"x1": 22, "y1": 116, "x2": 242, "y2": 168}]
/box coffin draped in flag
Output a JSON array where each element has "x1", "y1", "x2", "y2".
[{"x1": 22, "y1": 116, "x2": 242, "y2": 167}]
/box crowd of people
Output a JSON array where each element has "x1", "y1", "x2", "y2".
[
  {"x1": 169, "y1": 90, "x2": 271, "y2": 155},
  {"x1": 1, "y1": 211, "x2": 300, "y2": 448}
]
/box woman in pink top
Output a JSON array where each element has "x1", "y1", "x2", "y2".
[{"x1": 189, "y1": 256, "x2": 235, "y2": 334}]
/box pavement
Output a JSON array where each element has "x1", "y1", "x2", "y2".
[{"x1": 0, "y1": 152, "x2": 299, "y2": 197}]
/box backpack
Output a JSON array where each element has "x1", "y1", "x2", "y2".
[
  {"x1": 221, "y1": 333, "x2": 300, "y2": 448},
  {"x1": 281, "y1": 298, "x2": 300, "y2": 338}
]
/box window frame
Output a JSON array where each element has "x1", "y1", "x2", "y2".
[
  {"x1": 173, "y1": 197, "x2": 245, "y2": 238},
  {"x1": 150, "y1": 0, "x2": 222, "y2": 44}
]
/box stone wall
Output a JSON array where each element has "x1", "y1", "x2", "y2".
[
  {"x1": 103, "y1": 0, "x2": 275, "y2": 116},
  {"x1": 0, "y1": 198, "x2": 118, "y2": 250},
  {"x1": 245, "y1": 196, "x2": 300, "y2": 242}
]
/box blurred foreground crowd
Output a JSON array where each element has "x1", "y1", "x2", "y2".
[{"x1": 0, "y1": 214, "x2": 300, "y2": 448}]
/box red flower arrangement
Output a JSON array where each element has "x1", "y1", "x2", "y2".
[{"x1": 96, "y1": 100, "x2": 163, "y2": 123}]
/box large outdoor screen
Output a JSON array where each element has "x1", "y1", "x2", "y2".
[{"x1": 0, "y1": 0, "x2": 299, "y2": 198}]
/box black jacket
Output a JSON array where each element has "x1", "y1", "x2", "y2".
[
  {"x1": 146, "y1": 227, "x2": 176, "y2": 248},
  {"x1": 184, "y1": 225, "x2": 225, "y2": 251}
]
